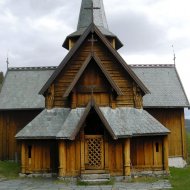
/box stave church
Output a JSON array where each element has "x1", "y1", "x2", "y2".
[{"x1": 0, "y1": 0, "x2": 189, "y2": 178}]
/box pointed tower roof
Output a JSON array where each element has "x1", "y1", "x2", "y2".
[
  {"x1": 63, "y1": 0, "x2": 123, "y2": 50},
  {"x1": 77, "y1": 0, "x2": 109, "y2": 33}
]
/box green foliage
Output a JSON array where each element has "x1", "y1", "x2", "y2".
[
  {"x1": 0, "y1": 161, "x2": 20, "y2": 179},
  {"x1": 0, "y1": 72, "x2": 3, "y2": 84},
  {"x1": 76, "y1": 179, "x2": 114, "y2": 186},
  {"x1": 185, "y1": 119, "x2": 190, "y2": 132},
  {"x1": 187, "y1": 132, "x2": 190, "y2": 164},
  {"x1": 169, "y1": 132, "x2": 190, "y2": 190}
]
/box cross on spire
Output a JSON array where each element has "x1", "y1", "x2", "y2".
[{"x1": 84, "y1": 0, "x2": 100, "y2": 24}]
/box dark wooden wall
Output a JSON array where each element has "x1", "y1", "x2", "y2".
[
  {"x1": 146, "y1": 108, "x2": 186, "y2": 159},
  {"x1": 0, "y1": 110, "x2": 42, "y2": 161}
]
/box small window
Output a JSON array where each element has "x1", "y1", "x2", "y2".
[
  {"x1": 156, "y1": 142, "x2": 159, "y2": 152},
  {"x1": 28, "y1": 145, "x2": 32, "y2": 158}
]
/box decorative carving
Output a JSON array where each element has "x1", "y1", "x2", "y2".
[
  {"x1": 85, "y1": 135, "x2": 104, "y2": 169},
  {"x1": 46, "y1": 84, "x2": 54, "y2": 109},
  {"x1": 133, "y1": 82, "x2": 143, "y2": 108}
]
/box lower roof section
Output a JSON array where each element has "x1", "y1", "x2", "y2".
[
  {"x1": 0, "y1": 67, "x2": 55, "y2": 110},
  {"x1": 16, "y1": 106, "x2": 169, "y2": 140},
  {"x1": 131, "y1": 64, "x2": 190, "y2": 108}
]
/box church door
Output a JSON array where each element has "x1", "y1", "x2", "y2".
[
  {"x1": 85, "y1": 135, "x2": 104, "y2": 170},
  {"x1": 84, "y1": 111, "x2": 105, "y2": 170}
]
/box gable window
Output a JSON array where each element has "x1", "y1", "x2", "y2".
[{"x1": 155, "y1": 142, "x2": 159, "y2": 152}]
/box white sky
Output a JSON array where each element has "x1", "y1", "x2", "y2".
[{"x1": 0, "y1": 0, "x2": 189, "y2": 116}]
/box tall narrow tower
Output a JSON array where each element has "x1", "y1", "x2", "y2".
[{"x1": 63, "y1": 0, "x2": 122, "y2": 50}]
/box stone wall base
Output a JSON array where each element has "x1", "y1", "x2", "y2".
[{"x1": 169, "y1": 157, "x2": 187, "y2": 168}]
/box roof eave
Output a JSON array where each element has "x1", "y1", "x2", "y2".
[
  {"x1": 144, "y1": 106, "x2": 190, "y2": 109},
  {"x1": 16, "y1": 136, "x2": 56, "y2": 140}
]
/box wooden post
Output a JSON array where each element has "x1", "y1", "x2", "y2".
[
  {"x1": 181, "y1": 109, "x2": 187, "y2": 159},
  {"x1": 69, "y1": 39, "x2": 73, "y2": 50},
  {"x1": 80, "y1": 129, "x2": 85, "y2": 172},
  {"x1": 163, "y1": 136, "x2": 169, "y2": 173},
  {"x1": 21, "y1": 142, "x2": 26, "y2": 174},
  {"x1": 58, "y1": 140, "x2": 67, "y2": 177},
  {"x1": 71, "y1": 91, "x2": 77, "y2": 109},
  {"x1": 110, "y1": 94, "x2": 116, "y2": 109},
  {"x1": 124, "y1": 138, "x2": 131, "y2": 176},
  {"x1": 112, "y1": 39, "x2": 116, "y2": 49}
]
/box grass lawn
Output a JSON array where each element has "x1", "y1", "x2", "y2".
[
  {"x1": 0, "y1": 161, "x2": 20, "y2": 179},
  {"x1": 170, "y1": 166, "x2": 190, "y2": 190}
]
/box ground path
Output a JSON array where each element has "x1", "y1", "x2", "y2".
[{"x1": 0, "y1": 178, "x2": 171, "y2": 190}]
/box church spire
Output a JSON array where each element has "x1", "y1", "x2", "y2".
[
  {"x1": 77, "y1": 0, "x2": 108, "y2": 31},
  {"x1": 63, "y1": 0, "x2": 123, "y2": 50}
]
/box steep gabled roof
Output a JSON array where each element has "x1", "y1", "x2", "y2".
[
  {"x1": 63, "y1": 53, "x2": 123, "y2": 97},
  {"x1": 0, "y1": 67, "x2": 55, "y2": 110},
  {"x1": 67, "y1": 100, "x2": 117, "y2": 140},
  {"x1": 131, "y1": 64, "x2": 190, "y2": 108},
  {"x1": 40, "y1": 24, "x2": 149, "y2": 95}
]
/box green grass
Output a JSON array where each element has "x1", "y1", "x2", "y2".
[
  {"x1": 170, "y1": 166, "x2": 190, "y2": 190},
  {"x1": 0, "y1": 161, "x2": 20, "y2": 179},
  {"x1": 169, "y1": 132, "x2": 190, "y2": 190},
  {"x1": 76, "y1": 179, "x2": 114, "y2": 186}
]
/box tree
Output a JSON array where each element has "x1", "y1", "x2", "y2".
[{"x1": 0, "y1": 72, "x2": 4, "y2": 90}]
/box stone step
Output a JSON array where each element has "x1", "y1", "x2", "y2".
[
  {"x1": 80, "y1": 178, "x2": 110, "y2": 184},
  {"x1": 80, "y1": 173, "x2": 110, "y2": 180}
]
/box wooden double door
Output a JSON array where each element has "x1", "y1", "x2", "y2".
[{"x1": 84, "y1": 135, "x2": 104, "y2": 170}]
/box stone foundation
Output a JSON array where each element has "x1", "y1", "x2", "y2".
[{"x1": 169, "y1": 157, "x2": 187, "y2": 168}]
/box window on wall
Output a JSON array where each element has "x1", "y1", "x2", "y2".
[
  {"x1": 156, "y1": 142, "x2": 159, "y2": 152},
  {"x1": 28, "y1": 145, "x2": 32, "y2": 158}
]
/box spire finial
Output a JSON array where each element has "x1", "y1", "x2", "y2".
[
  {"x1": 6, "y1": 51, "x2": 9, "y2": 70},
  {"x1": 172, "y1": 45, "x2": 176, "y2": 65}
]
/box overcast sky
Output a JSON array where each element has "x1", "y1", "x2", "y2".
[{"x1": 0, "y1": 0, "x2": 189, "y2": 117}]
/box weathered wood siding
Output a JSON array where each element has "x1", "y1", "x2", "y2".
[
  {"x1": 146, "y1": 108, "x2": 186, "y2": 158},
  {"x1": 131, "y1": 136, "x2": 164, "y2": 171},
  {"x1": 0, "y1": 110, "x2": 41, "y2": 161},
  {"x1": 22, "y1": 140, "x2": 58, "y2": 173},
  {"x1": 45, "y1": 33, "x2": 143, "y2": 109}
]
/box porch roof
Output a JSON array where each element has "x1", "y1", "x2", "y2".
[{"x1": 16, "y1": 106, "x2": 169, "y2": 140}]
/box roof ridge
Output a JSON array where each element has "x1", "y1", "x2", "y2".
[
  {"x1": 130, "y1": 64, "x2": 175, "y2": 68},
  {"x1": 8, "y1": 66, "x2": 57, "y2": 71}
]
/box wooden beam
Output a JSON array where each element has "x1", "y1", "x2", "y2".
[
  {"x1": 71, "y1": 90, "x2": 77, "y2": 109},
  {"x1": 21, "y1": 142, "x2": 26, "y2": 174},
  {"x1": 80, "y1": 129, "x2": 85, "y2": 172},
  {"x1": 104, "y1": 132, "x2": 109, "y2": 172},
  {"x1": 124, "y1": 138, "x2": 131, "y2": 176},
  {"x1": 163, "y1": 136, "x2": 169, "y2": 173},
  {"x1": 58, "y1": 140, "x2": 67, "y2": 177}
]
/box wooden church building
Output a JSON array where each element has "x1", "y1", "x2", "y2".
[{"x1": 0, "y1": 0, "x2": 189, "y2": 177}]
